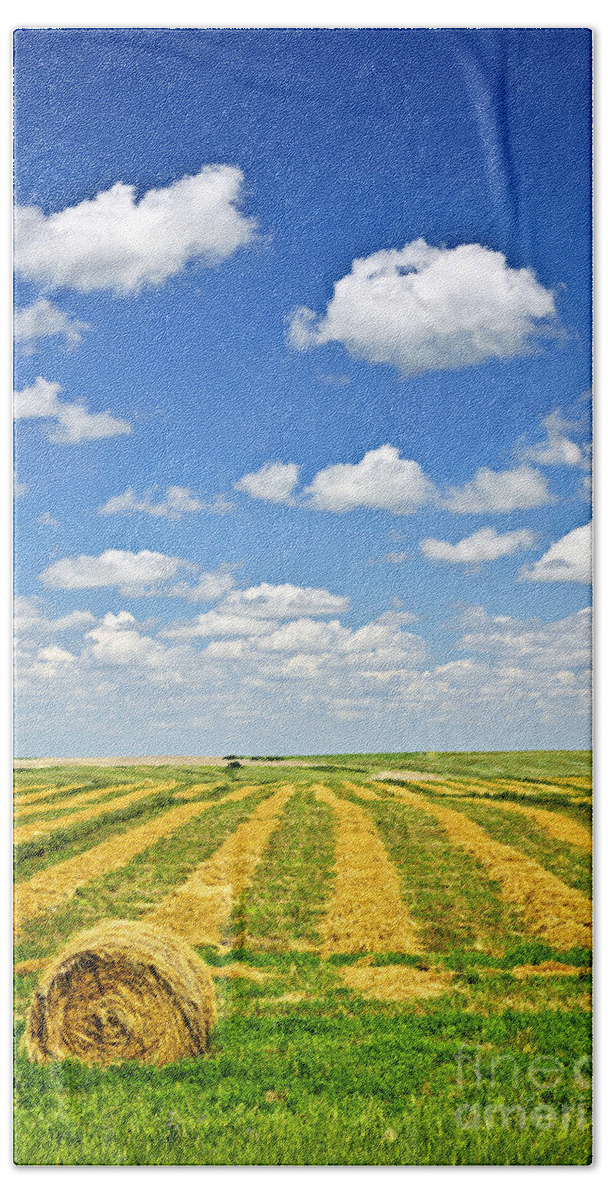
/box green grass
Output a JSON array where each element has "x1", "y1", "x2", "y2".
[
  {"x1": 295, "y1": 749, "x2": 592, "y2": 781},
  {"x1": 13, "y1": 753, "x2": 592, "y2": 1165},
  {"x1": 14, "y1": 991, "x2": 591, "y2": 1164}
]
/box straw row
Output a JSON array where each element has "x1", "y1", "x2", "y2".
[
  {"x1": 14, "y1": 780, "x2": 178, "y2": 846},
  {"x1": 147, "y1": 784, "x2": 293, "y2": 947},
  {"x1": 14, "y1": 784, "x2": 260, "y2": 936},
  {"x1": 358, "y1": 782, "x2": 591, "y2": 949},
  {"x1": 315, "y1": 784, "x2": 421, "y2": 956}
]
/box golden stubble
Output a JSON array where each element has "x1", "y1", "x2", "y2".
[
  {"x1": 315, "y1": 784, "x2": 421, "y2": 957},
  {"x1": 14, "y1": 782, "x2": 140, "y2": 819},
  {"x1": 145, "y1": 785, "x2": 293, "y2": 947},
  {"x1": 362, "y1": 782, "x2": 591, "y2": 950},
  {"x1": 14, "y1": 781, "x2": 179, "y2": 846},
  {"x1": 14, "y1": 785, "x2": 260, "y2": 936}
]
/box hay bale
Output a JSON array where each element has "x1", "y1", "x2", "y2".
[{"x1": 22, "y1": 919, "x2": 216, "y2": 1067}]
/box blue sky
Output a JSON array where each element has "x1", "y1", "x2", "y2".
[{"x1": 13, "y1": 29, "x2": 592, "y2": 754}]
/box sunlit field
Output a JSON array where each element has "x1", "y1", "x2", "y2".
[{"x1": 14, "y1": 751, "x2": 592, "y2": 1166}]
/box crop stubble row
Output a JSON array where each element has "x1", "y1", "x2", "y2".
[
  {"x1": 14, "y1": 785, "x2": 260, "y2": 936},
  {"x1": 347, "y1": 781, "x2": 591, "y2": 949},
  {"x1": 13, "y1": 781, "x2": 180, "y2": 845}
]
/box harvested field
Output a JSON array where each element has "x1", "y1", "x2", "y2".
[
  {"x1": 15, "y1": 786, "x2": 259, "y2": 935},
  {"x1": 511, "y1": 961, "x2": 587, "y2": 979},
  {"x1": 14, "y1": 782, "x2": 140, "y2": 818},
  {"x1": 370, "y1": 783, "x2": 591, "y2": 949},
  {"x1": 14, "y1": 754, "x2": 593, "y2": 1167},
  {"x1": 340, "y1": 963, "x2": 451, "y2": 1001},
  {"x1": 147, "y1": 785, "x2": 292, "y2": 946},
  {"x1": 174, "y1": 783, "x2": 224, "y2": 800},
  {"x1": 442, "y1": 792, "x2": 592, "y2": 852},
  {"x1": 371, "y1": 770, "x2": 448, "y2": 783},
  {"x1": 548, "y1": 776, "x2": 592, "y2": 788},
  {"x1": 315, "y1": 785, "x2": 421, "y2": 956},
  {"x1": 14, "y1": 780, "x2": 178, "y2": 845},
  {"x1": 459, "y1": 778, "x2": 572, "y2": 798},
  {"x1": 13, "y1": 784, "x2": 79, "y2": 807}
]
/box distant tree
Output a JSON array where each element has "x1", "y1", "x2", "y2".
[{"x1": 225, "y1": 759, "x2": 242, "y2": 770}]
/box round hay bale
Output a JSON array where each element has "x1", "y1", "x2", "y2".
[{"x1": 22, "y1": 919, "x2": 216, "y2": 1067}]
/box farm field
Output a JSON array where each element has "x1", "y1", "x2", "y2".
[{"x1": 13, "y1": 752, "x2": 592, "y2": 1166}]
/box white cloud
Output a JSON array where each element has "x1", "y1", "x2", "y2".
[
  {"x1": 457, "y1": 604, "x2": 591, "y2": 670},
  {"x1": 235, "y1": 462, "x2": 300, "y2": 504},
  {"x1": 522, "y1": 410, "x2": 586, "y2": 467},
  {"x1": 15, "y1": 165, "x2": 257, "y2": 295},
  {"x1": 40, "y1": 549, "x2": 183, "y2": 596},
  {"x1": 519, "y1": 522, "x2": 592, "y2": 583},
  {"x1": 99, "y1": 485, "x2": 231, "y2": 519},
  {"x1": 164, "y1": 612, "x2": 276, "y2": 641},
  {"x1": 37, "y1": 512, "x2": 59, "y2": 527},
  {"x1": 421, "y1": 525, "x2": 535, "y2": 565},
  {"x1": 378, "y1": 551, "x2": 407, "y2": 564},
  {"x1": 305, "y1": 444, "x2": 437, "y2": 514},
  {"x1": 38, "y1": 645, "x2": 75, "y2": 663},
  {"x1": 14, "y1": 596, "x2": 96, "y2": 638},
  {"x1": 168, "y1": 568, "x2": 237, "y2": 604},
  {"x1": 14, "y1": 377, "x2": 131, "y2": 443},
  {"x1": 14, "y1": 299, "x2": 89, "y2": 352},
  {"x1": 14, "y1": 589, "x2": 590, "y2": 752},
  {"x1": 444, "y1": 464, "x2": 553, "y2": 513},
  {"x1": 288, "y1": 240, "x2": 557, "y2": 376},
  {"x1": 29, "y1": 644, "x2": 77, "y2": 679},
  {"x1": 254, "y1": 617, "x2": 346, "y2": 654},
  {"x1": 85, "y1": 611, "x2": 166, "y2": 668},
  {"x1": 219, "y1": 582, "x2": 350, "y2": 619}
]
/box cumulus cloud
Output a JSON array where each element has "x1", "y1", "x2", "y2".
[
  {"x1": 40, "y1": 549, "x2": 183, "y2": 596},
  {"x1": 444, "y1": 464, "x2": 553, "y2": 513},
  {"x1": 14, "y1": 377, "x2": 131, "y2": 443},
  {"x1": 85, "y1": 611, "x2": 166, "y2": 668},
  {"x1": 28, "y1": 644, "x2": 77, "y2": 679},
  {"x1": 14, "y1": 596, "x2": 96, "y2": 639},
  {"x1": 519, "y1": 522, "x2": 592, "y2": 584},
  {"x1": 421, "y1": 525, "x2": 535, "y2": 565},
  {"x1": 288, "y1": 240, "x2": 557, "y2": 377},
  {"x1": 99, "y1": 485, "x2": 232, "y2": 519},
  {"x1": 305, "y1": 445, "x2": 437, "y2": 514},
  {"x1": 457, "y1": 604, "x2": 591, "y2": 670},
  {"x1": 14, "y1": 587, "x2": 590, "y2": 751},
  {"x1": 13, "y1": 299, "x2": 88, "y2": 352},
  {"x1": 522, "y1": 409, "x2": 587, "y2": 468},
  {"x1": 219, "y1": 582, "x2": 349, "y2": 619},
  {"x1": 14, "y1": 165, "x2": 257, "y2": 295},
  {"x1": 234, "y1": 462, "x2": 300, "y2": 504},
  {"x1": 164, "y1": 612, "x2": 277, "y2": 641},
  {"x1": 168, "y1": 568, "x2": 237, "y2": 604}
]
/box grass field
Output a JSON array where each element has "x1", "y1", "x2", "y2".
[{"x1": 13, "y1": 751, "x2": 592, "y2": 1166}]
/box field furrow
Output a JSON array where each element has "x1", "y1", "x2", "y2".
[
  {"x1": 14, "y1": 785, "x2": 259, "y2": 935},
  {"x1": 343, "y1": 783, "x2": 529, "y2": 952},
  {"x1": 316, "y1": 784, "x2": 421, "y2": 956},
  {"x1": 445, "y1": 792, "x2": 591, "y2": 852},
  {"x1": 229, "y1": 786, "x2": 336, "y2": 953},
  {"x1": 174, "y1": 783, "x2": 224, "y2": 799},
  {"x1": 13, "y1": 781, "x2": 178, "y2": 845},
  {"x1": 370, "y1": 783, "x2": 591, "y2": 949},
  {"x1": 145, "y1": 785, "x2": 292, "y2": 947},
  {"x1": 14, "y1": 783, "x2": 141, "y2": 819},
  {"x1": 14, "y1": 784, "x2": 80, "y2": 807}
]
